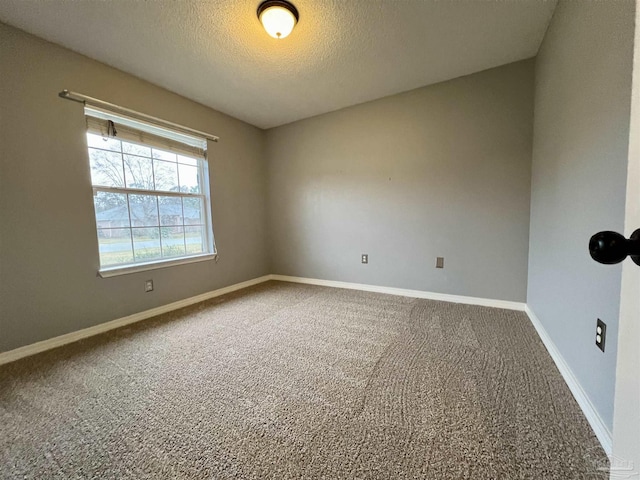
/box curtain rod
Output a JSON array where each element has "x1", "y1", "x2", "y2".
[{"x1": 58, "y1": 90, "x2": 219, "y2": 143}]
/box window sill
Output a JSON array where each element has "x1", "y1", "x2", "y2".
[{"x1": 98, "y1": 253, "x2": 217, "y2": 278}]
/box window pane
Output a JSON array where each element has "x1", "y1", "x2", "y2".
[
  {"x1": 161, "y1": 227, "x2": 186, "y2": 257},
  {"x1": 178, "y1": 164, "x2": 200, "y2": 193},
  {"x1": 97, "y1": 228, "x2": 133, "y2": 266},
  {"x1": 152, "y1": 148, "x2": 176, "y2": 162},
  {"x1": 89, "y1": 148, "x2": 125, "y2": 187},
  {"x1": 185, "y1": 226, "x2": 205, "y2": 254},
  {"x1": 183, "y1": 196, "x2": 204, "y2": 225},
  {"x1": 154, "y1": 160, "x2": 179, "y2": 192},
  {"x1": 177, "y1": 154, "x2": 198, "y2": 166},
  {"x1": 128, "y1": 194, "x2": 159, "y2": 227},
  {"x1": 94, "y1": 192, "x2": 130, "y2": 228},
  {"x1": 87, "y1": 132, "x2": 121, "y2": 152},
  {"x1": 124, "y1": 155, "x2": 155, "y2": 190},
  {"x1": 158, "y1": 196, "x2": 183, "y2": 226},
  {"x1": 132, "y1": 227, "x2": 161, "y2": 261},
  {"x1": 122, "y1": 141, "x2": 151, "y2": 157}
]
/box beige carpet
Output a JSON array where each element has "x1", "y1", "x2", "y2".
[{"x1": 1, "y1": 281, "x2": 607, "y2": 479}]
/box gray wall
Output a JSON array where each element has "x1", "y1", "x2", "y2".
[
  {"x1": 266, "y1": 60, "x2": 534, "y2": 302},
  {"x1": 0, "y1": 23, "x2": 269, "y2": 353},
  {"x1": 527, "y1": 0, "x2": 635, "y2": 431}
]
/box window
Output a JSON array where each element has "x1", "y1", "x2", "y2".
[{"x1": 85, "y1": 106, "x2": 216, "y2": 276}]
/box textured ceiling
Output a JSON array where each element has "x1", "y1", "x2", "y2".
[{"x1": 0, "y1": 0, "x2": 557, "y2": 129}]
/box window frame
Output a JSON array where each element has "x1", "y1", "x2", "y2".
[{"x1": 83, "y1": 112, "x2": 217, "y2": 278}]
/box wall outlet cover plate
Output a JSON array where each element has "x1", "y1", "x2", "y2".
[{"x1": 596, "y1": 318, "x2": 606, "y2": 352}]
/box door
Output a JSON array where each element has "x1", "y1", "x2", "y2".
[
  {"x1": 610, "y1": 7, "x2": 640, "y2": 475},
  {"x1": 590, "y1": 7, "x2": 640, "y2": 475}
]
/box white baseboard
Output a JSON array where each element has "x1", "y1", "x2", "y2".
[
  {"x1": 270, "y1": 274, "x2": 527, "y2": 311},
  {"x1": 0, "y1": 274, "x2": 526, "y2": 365},
  {"x1": 525, "y1": 305, "x2": 613, "y2": 455},
  {"x1": 0, "y1": 275, "x2": 272, "y2": 366}
]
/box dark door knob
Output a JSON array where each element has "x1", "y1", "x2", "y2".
[{"x1": 589, "y1": 229, "x2": 640, "y2": 266}]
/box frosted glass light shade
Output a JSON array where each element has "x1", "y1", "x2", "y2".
[{"x1": 258, "y1": 2, "x2": 298, "y2": 39}]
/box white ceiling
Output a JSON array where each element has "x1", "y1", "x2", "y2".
[{"x1": 0, "y1": 0, "x2": 557, "y2": 129}]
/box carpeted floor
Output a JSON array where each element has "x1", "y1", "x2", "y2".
[{"x1": 1, "y1": 281, "x2": 607, "y2": 479}]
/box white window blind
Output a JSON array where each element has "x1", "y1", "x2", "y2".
[{"x1": 85, "y1": 106, "x2": 207, "y2": 158}]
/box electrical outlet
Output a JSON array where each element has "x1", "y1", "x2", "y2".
[
  {"x1": 145, "y1": 279, "x2": 154, "y2": 292},
  {"x1": 436, "y1": 257, "x2": 444, "y2": 269},
  {"x1": 361, "y1": 254, "x2": 368, "y2": 264},
  {"x1": 595, "y1": 319, "x2": 606, "y2": 352}
]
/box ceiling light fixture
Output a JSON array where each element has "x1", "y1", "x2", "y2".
[{"x1": 257, "y1": 0, "x2": 299, "y2": 39}]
